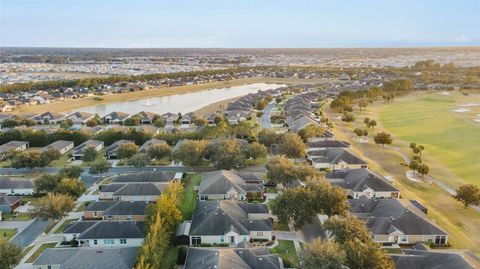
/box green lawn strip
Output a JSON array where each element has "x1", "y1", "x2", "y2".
[
  {"x1": 21, "y1": 245, "x2": 35, "y2": 259},
  {"x1": 180, "y1": 173, "x2": 201, "y2": 220},
  {"x1": 54, "y1": 218, "x2": 79, "y2": 234},
  {"x1": 49, "y1": 154, "x2": 71, "y2": 168},
  {"x1": 21, "y1": 196, "x2": 42, "y2": 206},
  {"x1": 44, "y1": 221, "x2": 59, "y2": 234},
  {"x1": 1, "y1": 213, "x2": 35, "y2": 221},
  {"x1": 265, "y1": 187, "x2": 278, "y2": 194},
  {"x1": 272, "y1": 222, "x2": 289, "y2": 231},
  {"x1": 382, "y1": 248, "x2": 403, "y2": 254},
  {"x1": 25, "y1": 242, "x2": 57, "y2": 263},
  {"x1": 270, "y1": 240, "x2": 299, "y2": 267},
  {"x1": 0, "y1": 229, "x2": 17, "y2": 240},
  {"x1": 159, "y1": 246, "x2": 179, "y2": 269}
]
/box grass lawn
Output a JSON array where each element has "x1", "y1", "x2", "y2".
[
  {"x1": 325, "y1": 97, "x2": 480, "y2": 254},
  {"x1": 2, "y1": 212, "x2": 35, "y2": 221},
  {"x1": 272, "y1": 221, "x2": 289, "y2": 231},
  {"x1": 21, "y1": 195, "x2": 42, "y2": 206},
  {"x1": 75, "y1": 202, "x2": 89, "y2": 212},
  {"x1": 49, "y1": 154, "x2": 71, "y2": 168},
  {"x1": 382, "y1": 248, "x2": 404, "y2": 254},
  {"x1": 379, "y1": 91, "x2": 480, "y2": 187},
  {"x1": 180, "y1": 173, "x2": 201, "y2": 220},
  {"x1": 0, "y1": 228, "x2": 17, "y2": 240},
  {"x1": 25, "y1": 242, "x2": 57, "y2": 263},
  {"x1": 265, "y1": 187, "x2": 278, "y2": 194},
  {"x1": 44, "y1": 221, "x2": 59, "y2": 234},
  {"x1": 270, "y1": 240, "x2": 299, "y2": 267},
  {"x1": 54, "y1": 218, "x2": 79, "y2": 234},
  {"x1": 159, "y1": 246, "x2": 179, "y2": 269},
  {"x1": 21, "y1": 245, "x2": 35, "y2": 259}
]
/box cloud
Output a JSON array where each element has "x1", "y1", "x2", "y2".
[{"x1": 454, "y1": 35, "x2": 472, "y2": 43}]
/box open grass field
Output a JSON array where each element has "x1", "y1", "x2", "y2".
[
  {"x1": 379, "y1": 91, "x2": 480, "y2": 187},
  {"x1": 325, "y1": 96, "x2": 480, "y2": 254}
]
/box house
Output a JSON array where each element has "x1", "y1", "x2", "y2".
[
  {"x1": 307, "y1": 140, "x2": 351, "y2": 151},
  {"x1": 105, "y1": 140, "x2": 135, "y2": 159},
  {"x1": 110, "y1": 171, "x2": 177, "y2": 184},
  {"x1": 187, "y1": 200, "x2": 272, "y2": 246},
  {"x1": 66, "y1": 111, "x2": 95, "y2": 125},
  {"x1": 99, "y1": 183, "x2": 162, "y2": 201},
  {"x1": 325, "y1": 168, "x2": 399, "y2": 199},
  {"x1": 72, "y1": 140, "x2": 104, "y2": 160},
  {"x1": 349, "y1": 198, "x2": 448, "y2": 245},
  {"x1": 101, "y1": 111, "x2": 130, "y2": 124},
  {"x1": 226, "y1": 110, "x2": 250, "y2": 124},
  {"x1": 32, "y1": 247, "x2": 139, "y2": 269},
  {"x1": 199, "y1": 170, "x2": 263, "y2": 201},
  {"x1": 181, "y1": 113, "x2": 193, "y2": 125},
  {"x1": 391, "y1": 248, "x2": 475, "y2": 269},
  {"x1": 84, "y1": 201, "x2": 147, "y2": 221},
  {"x1": 32, "y1": 111, "x2": 66, "y2": 124},
  {"x1": 309, "y1": 148, "x2": 368, "y2": 170},
  {"x1": 135, "y1": 111, "x2": 158, "y2": 124},
  {"x1": 163, "y1": 112, "x2": 179, "y2": 125},
  {"x1": 139, "y1": 139, "x2": 167, "y2": 153},
  {"x1": 42, "y1": 140, "x2": 74, "y2": 155},
  {"x1": 62, "y1": 221, "x2": 144, "y2": 247},
  {"x1": 184, "y1": 247, "x2": 284, "y2": 269},
  {"x1": 0, "y1": 141, "x2": 29, "y2": 159},
  {"x1": 0, "y1": 178, "x2": 35, "y2": 195},
  {"x1": 0, "y1": 194, "x2": 21, "y2": 213}
]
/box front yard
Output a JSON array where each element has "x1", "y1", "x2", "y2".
[
  {"x1": 0, "y1": 228, "x2": 17, "y2": 240},
  {"x1": 270, "y1": 240, "x2": 299, "y2": 268},
  {"x1": 54, "y1": 218, "x2": 79, "y2": 234}
]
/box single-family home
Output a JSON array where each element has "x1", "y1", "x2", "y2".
[
  {"x1": 32, "y1": 111, "x2": 66, "y2": 124},
  {"x1": 325, "y1": 168, "x2": 400, "y2": 199},
  {"x1": 349, "y1": 198, "x2": 448, "y2": 245},
  {"x1": 110, "y1": 171, "x2": 177, "y2": 184},
  {"x1": 163, "y1": 112, "x2": 179, "y2": 125},
  {"x1": 101, "y1": 111, "x2": 130, "y2": 124},
  {"x1": 199, "y1": 170, "x2": 263, "y2": 201},
  {"x1": 32, "y1": 247, "x2": 139, "y2": 269},
  {"x1": 135, "y1": 111, "x2": 158, "y2": 124},
  {"x1": 391, "y1": 248, "x2": 475, "y2": 269},
  {"x1": 307, "y1": 140, "x2": 351, "y2": 151},
  {"x1": 0, "y1": 141, "x2": 29, "y2": 159},
  {"x1": 62, "y1": 221, "x2": 145, "y2": 247},
  {"x1": 184, "y1": 247, "x2": 284, "y2": 269},
  {"x1": 0, "y1": 194, "x2": 22, "y2": 213},
  {"x1": 72, "y1": 140, "x2": 104, "y2": 160},
  {"x1": 187, "y1": 200, "x2": 272, "y2": 246},
  {"x1": 99, "y1": 183, "x2": 162, "y2": 202},
  {"x1": 42, "y1": 140, "x2": 74, "y2": 155},
  {"x1": 84, "y1": 201, "x2": 147, "y2": 221},
  {"x1": 0, "y1": 178, "x2": 35, "y2": 195},
  {"x1": 139, "y1": 139, "x2": 167, "y2": 153},
  {"x1": 105, "y1": 140, "x2": 135, "y2": 159},
  {"x1": 309, "y1": 148, "x2": 368, "y2": 170},
  {"x1": 66, "y1": 111, "x2": 95, "y2": 125}
]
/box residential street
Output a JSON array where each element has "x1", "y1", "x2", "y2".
[
  {"x1": 10, "y1": 218, "x2": 52, "y2": 249},
  {"x1": 260, "y1": 101, "x2": 276, "y2": 129}
]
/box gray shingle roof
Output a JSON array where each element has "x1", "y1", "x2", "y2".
[
  {"x1": 0, "y1": 178, "x2": 34, "y2": 189},
  {"x1": 185, "y1": 247, "x2": 283, "y2": 269},
  {"x1": 189, "y1": 200, "x2": 271, "y2": 236},
  {"x1": 312, "y1": 148, "x2": 367, "y2": 165},
  {"x1": 349, "y1": 199, "x2": 447, "y2": 236},
  {"x1": 64, "y1": 221, "x2": 144, "y2": 239},
  {"x1": 199, "y1": 170, "x2": 262, "y2": 196},
  {"x1": 111, "y1": 172, "x2": 175, "y2": 183},
  {"x1": 85, "y1": 201, "x2": 147, "y2": 216},
  {"x1": 72, "y1": 140, "x2": 103, "y2": 155},
  {"x1": 307, "y1": 140, "x2": 351, "y2": 149},
  {"x1": 33, "y1": 247, "x2": 139, "y2": 269},
  {"x1": 325, "y1": 168, "x2": 398, "y2": 192},
  {"x1": 0, "y1": 141, "x2": 29, "y2": 153},
  {"x1": 391, "y1": 249, "x2": 474, "y2": 269}
]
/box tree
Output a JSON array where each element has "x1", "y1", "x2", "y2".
[
  {"x1": 57, "y1": 178, "x2": 86, "y2": 198},
  {"x1": 11, "y1": 151, "x2": 43, "y2": 169},
  {"x1": 367, "y1": 120, "x2": 377, "y2": 130},
  {"x1": 325, "y1": 215, "x2": 372, "y2": 244},
  {"x1": 137, "y1": 213, "x2": 170, "y2": 268},
  {"x1": 117, "y1": 142, "x2": 139, "y2": 160},
  {"x1": 147, "y1": 144, "x2": 171, "y2": 160},
  {"x1": 364, "y1": 117, "x2": 370, "y2": 127},
  {"x1": 89, "y1": 160, "x2": 112, "y2": 178},
  {"x1": 0, "y1": 239, "x2": 21, "y2": 269},
  {"x1": 416, "y1": 163, "x2": 429, "y2": 178},
  {"x1": 123, "y1": 116, "x2": 141, "y2": 126},
  {"x1": 298, "y1": 125, "x2": 326, "y2": 143},
  {"x1": 279, "y1": 132, "x2": 306, "y2": 158},
  {"x1": 207, "y1": 139, "x2": 246, "y2": 169},
  {"x1": 59, "y1": 165, "x2": 83, "y2": 179},
  {"x1": 40, "y1": 149, "x2": 61, "y2": 165},
  {"x1": 172, "y1": 140, "x2": 209, "y2": 166},
  {"x1": 258, "y1": 129, "x2": 279, "y2": 152},
  {"x1": 343, "y1": 240, "x2": 395, "y2": 269},
  {"x1": 194, "y1": 117, "x2": 207, "y2": 126},
  {"x1": 33, "y1": 193, "x2": 75, "y2": 220},
  {"x1": 255, "y1": 99, "x2": 268, "y2": 110},
  {"x1": 454, "y1": 184, "x2": 480, "y2": 208},
  {"x1": 81, "y1": 147, "x2": 98, "y2": 162},
  {"x1": 300, "y1": 239, "x2": 346, "y2": 269},
  {"x1": 245, "y1": 142, "x2": 267, "y2": 164},
  {"x1": 358, "y1": 98, "x2": 368, "y2": 111},
  {"x1": 266, "y1": 156, "x2": 297, "y2": 184},
  {"x1": 35, "y1": 174, "x2": 61, "y2": 194},
  {"x1": 127, "y1": 153, "x2": 150, "y2": 170},
  {"x1": 408, "y1": 160, "x2": 420, "y2": 172},
  {"x1": 373, "y1": 132, "x2": 393, "y2": 147},
  {"x1": 153, "y1": 115, "x2": 166, "y2": 128}
]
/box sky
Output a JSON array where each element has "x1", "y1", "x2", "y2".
[{"x1": 1, "y1": 0, "x2": 479, "y2": 48}]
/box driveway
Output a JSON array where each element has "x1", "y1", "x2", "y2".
[
  {"x1": 260, "y1": 101, "x2": 276, "y2": 129},
  {"x1": 0, "y1": 221, "x2": 30, "y2": 230},
  {"x1": 272, "y1": 231, "x2": 305, "y2": 243},
  {"x1": 10, "y1": 218, "x2": 52, "y2": 249}
]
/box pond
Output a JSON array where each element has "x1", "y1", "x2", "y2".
[{"x1": 76, "y1": 83, "x2": 285, "y2": 116}]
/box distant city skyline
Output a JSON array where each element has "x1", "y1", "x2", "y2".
[{"x1": 1, "y1": 0, "x2": 479, "y2": 48}]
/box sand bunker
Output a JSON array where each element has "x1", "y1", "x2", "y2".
[
  {"x1": 473, "y1": 119, "x2": 480, "y2": 123},
  {"x1": 458, "y1": 103, "x2": 480, "y2": 107},
  {"x1": 452, "y1": 108, "x2": 471, "y2": 113},
  {"x1": 439, "y1": 91, "x2": 451, "y2": 96}
]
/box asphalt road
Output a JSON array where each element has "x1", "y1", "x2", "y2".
[
  {"x1": 260, "y1": 101, "x2": 276, "y2": 129},
  {"x1": 10, "y1": 218, "x2": 52, "y2": 249}
]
